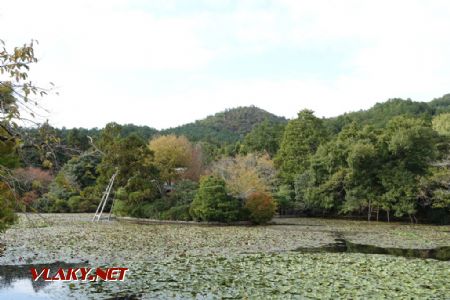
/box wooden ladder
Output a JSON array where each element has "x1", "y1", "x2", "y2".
[{"x1": 92, "y1": 170, "x2": 119, "y2": 222}]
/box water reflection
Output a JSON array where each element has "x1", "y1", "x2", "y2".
[
  {"x1": 0, "y1": 262, "x2": 86, "y2": 299},
  {"x1": 0, "y1": 279, "x2": 55, "y2": 299},
  {"x1": 296, "y1": 239, "x2": 450, "y2": 261}
]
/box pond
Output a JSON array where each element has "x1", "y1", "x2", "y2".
[
  {"x1": 0, "y1": 214, "x2": 449, "y2": 299},
  {"x1": 0, "y1": 262, "x2": 86, "y2": 299},
  {"x1": 296, "y1": 238, "x2": 450, "y2": 260}
]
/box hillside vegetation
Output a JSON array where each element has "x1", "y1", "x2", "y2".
[
  {"x1": 2, "y1": 94, "x2": 450, "y2": 227},
  {"x1": 162, "y1": 106, "x2": 287, "y2": 145}
]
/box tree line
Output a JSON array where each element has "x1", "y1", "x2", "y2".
[
  {"x1": 9, "y1": 106, "x2": 449, "y2": 225},
  {"x1": 1, "y1": 40, "x2": 449, "y2": 232}
]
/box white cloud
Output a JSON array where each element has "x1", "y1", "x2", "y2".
[{"x1": 1, "y1": 0, "x2": 450, "y2": 129}]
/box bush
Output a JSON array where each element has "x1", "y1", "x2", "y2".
[
  {"x1": 68, "y1": 196, "x2": 82, "y2": 212},
  {"x1": 245, "y1": 192, "x2": 277, "y2": 224},
  {"x1": 129, "y1": 202, "x2": 155, "y2": 218},
  {"x1": 190, "y1": 176, "x2": 240, "y2": 223},
  {"x1": 52, "y1": 199, "x2": 70, "y2": 213},
  {"x1": 168, "y1": 180, "x2": 198, "y2": 205},
  {"x1": 112, "y1": 199, "x2": 129, "y2": 216},
  {"x1": 127, "y1": 199, "x2": 173, "y2": 219},
  {"x1": 78, "y1": 186, "x2": 102, "y2": 212},
  {"x1": 161, "y1": 205, "x2": 192, "y2": 221},
  {"x1": 34, "y1": 196, "x2": 54, "y2": 212},
  {"x1": 67, "y1": 189, "x2": 100, "y2": 213},
  {"x1": 0, "y1": 185, "x2": 17, "y2": 232},
  {"x1": 13, "y1": 167, "x2": 53, "y2": 194}
]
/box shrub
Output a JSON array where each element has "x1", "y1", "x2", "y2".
[
  {"x1": 161, "y1": 205, "x2": 192, "y2": 221},
  {"x1": 0, "y1": 184, "x2": 17, "y2": 232},
  {"x1": 245, "y1": 192, "x2": 277, "y2": 224},
  {"x1": 190, "y1": 176, "x2": 240, "y2": 223},
  {"x1": 34, "y1": 196, "x2": 54, "y2": 213},
  {"x1": 21, "y1": 191, "x2": 39, "y2": 209},
  {"x1": 112, "y1": 199, "x2": 129, "y2": 216},
  {"x1": 151, "y1": 198, "x2": 173, "y2": 213},
  {"x1": 127, "y1": 199, "x2": 173, "y2": 219},
  {"x1": 52, "y1": 199, "x2": 70, "y2": 213},
  {"x1": 68, "y1": 196, "x2": 82, "y2": 212},
  {"x1": 130, "y1": 202, "x2": 155, "y2": 218},
  {"x1": 169, "y1": 180, "x2": 198, "y2": 205},
  {"x1": 13, "y1": 167, "x2": 53, "y2": 194}
]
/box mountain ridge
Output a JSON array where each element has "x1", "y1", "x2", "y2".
[{"x1": 161, "y1": 106, "x2": 287, "y2": 145}]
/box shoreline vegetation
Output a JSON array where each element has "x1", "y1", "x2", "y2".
[
  {"x1": 0, "y1": 95, "x2": 447, "y2": 230},
  {"x1": 1, "y1": 53, "x2": 450, "y2": 234}
]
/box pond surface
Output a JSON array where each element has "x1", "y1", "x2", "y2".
[
  {"x1": 0, "y1": 262, "x2": 87, "y2": 299},
  {"x1": 0, "y1": 214, "x2": 449, "y2": 299},
  {"x1": 296, "y1": 238, "x2": 450, "y2": 261}
]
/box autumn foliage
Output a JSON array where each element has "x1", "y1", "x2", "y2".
[{"x1": 245, "y1": 191, "x2": 277, "y2": 224}]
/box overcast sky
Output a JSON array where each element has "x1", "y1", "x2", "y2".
[{"x1": 1, "y1": 0, "x2": 450, "y2": 129}]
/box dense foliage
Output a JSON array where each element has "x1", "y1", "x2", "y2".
[
  {"x1": 149, "y1": 135, "x2": 193, "y2": 184},
  {"x1": 245, "y1": 191, "x2": 277, "y2": 224},
  {"x1": 4, "y1": 91, "x2": 450, "y2": 225},
  {"x1": 275, "y1": 110, "x2": 328, "y2": 185},
  {"x1": 210, "y1": 153, "x2": 277, "y2": 199},
  {"x1": 1, "y1": 40, "x2": 54, "y2": 231},
  {"x1": 190, "y1": 176, "x2": 241, "y2": 223},
  {"x1": 162, "y1": 106, "x2": 287, "y2": 145},
  {"x1": 241, "y1": 119, "x2": 285, "y2": 157}
]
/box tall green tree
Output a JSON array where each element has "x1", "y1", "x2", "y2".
[
  {"x1": 97, "y1": 131, "x2": 160, "y2": 207},
  {"x1": 432, "y1": 113, "x2": 450, "y2": 137},
  {"x1": 379, "y1": 116, "x2": 438, "y2": 220},
  {"x1": 241, "y1": 119, "x2": 285, "y2": 157},
  {"x1": 190, "y1": 176, "x2": 240, "y2": 222},
  {"x1": 275, "y1": 109, "x2": 328, "y2": 184}
]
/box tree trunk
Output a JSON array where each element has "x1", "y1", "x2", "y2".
[
  {"x1": 387, "y1": 210, "x2": 390, "y2": 223},
  {"x1": 367, "y1": 199, "x2": 371, "y2": 222},
  {"x1": 376, "y1": 206, "x2": 379, "y2": 222}
]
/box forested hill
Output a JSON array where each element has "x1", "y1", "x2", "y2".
[
  {"x1": 326, "y1": 94, "x2": 450, "y2": 133},
  {"x1": 161, "y1": 106, "x2": 287, "y2": 145},
  {"x1": 159, "y1": 94, "x2": 450, "y2": 143},
  {"x1": 18, "y1": 94, "x2": 450, "y2": 157}
]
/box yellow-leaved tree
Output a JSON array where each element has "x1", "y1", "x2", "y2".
[
  {"x1": 148, "y1": 135, "x2": 193, "y2": 184},
  {"x1": 210, "y1": 153, "x2": 277, "y2": 199}
]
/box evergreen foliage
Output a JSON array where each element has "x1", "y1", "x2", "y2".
[{"x1": 190, "y1": 176, "x2": 240, "y2": 222}]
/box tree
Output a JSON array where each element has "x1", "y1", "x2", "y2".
[
  {"x1": 13, "y1": 167, "x2": 53, "y2": 210},
  {"x1": 0, "y1": 39, "x2": 52, "y2": 231},
  {"x1": 275, "y1": 109, "x2": 328, "y2": 185},
  {"x1": 0, "y1": 183, "x2": 16, "y2": 232},
  {"x1": 418, "y1": 167, "x2": 450, "y2": 223},
  {"x1": 293, "y1": 122, "x2": 382, "y2": 218},
  {"x1": 98, "y1": 133, "x2": 160, "y2": 206},
  {"x1": 210, "y1": 153, "x2": 277, "y2": 199},
  {"x1": 189, "y1": 176, "x2": 240, "y2": 222},
  {"x1": 245, "y1": 192, "x2": 277, "y2": 224},
  {"x1": 66, "y1": 128, "x2": 90, "y2": 151},
  {"x1": 149, "y1": 135, "x2": 193, "y2": 184},
  {"x1": 378, "y1": 116, "x2": 438, "y2": 221},
  {"x1": 1, "y1": 40, "x2": 51, "y2": 141},
  {"x1": 432, "y1": 113, "x2": 450, "y2": 137},
  {"x1": 182, "y1": 143, "x2": 205, "y2": 182},
  {"x1": 35, "y1": 155, "x2": 100, "y2": 212},
  {"x1": 241, "y1": 119, "x2": 285, "y2": 157},
  {"x1": 274, "y1": 184, "x2": 295, "y2": 215}
]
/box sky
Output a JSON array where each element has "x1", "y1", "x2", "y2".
[{"x1": 1, "y1": 0, "x2": 450, "y2": 129}]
